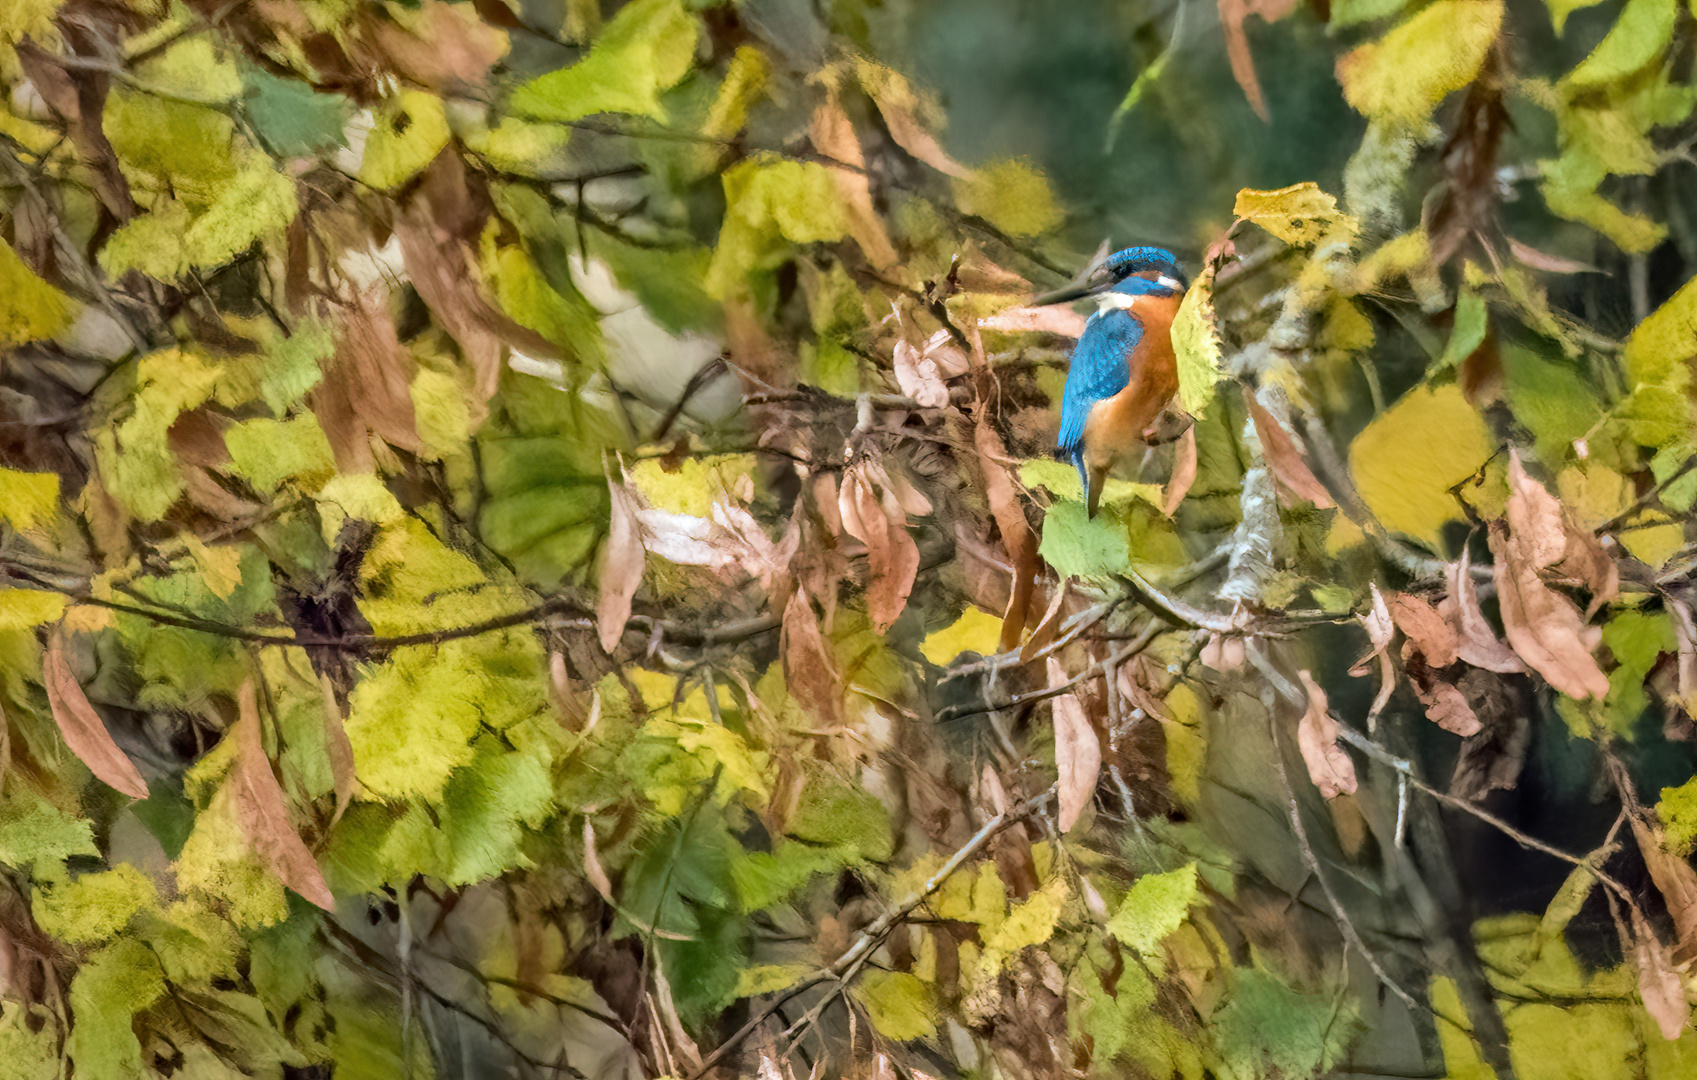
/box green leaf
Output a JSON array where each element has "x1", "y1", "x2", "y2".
[
  {"x1": 1173, "y1": 275, "x2": 1224, "y2": 415},
  {"x1": 1624, "y1": 274, "x2": 1697, "y2": 386},
  {"x1": 0, "y1": 788, "x2": 97, "y2": 864},
  {"x1": 0, "y1": 468, "x2": 59, "y2": 530},
  {"x1": 984, "y1": 876, "x2": 1067, "y2": 957},
  {"x1": 140, "y1": 900, "x2": 242, "y2": 986},
  {"x1": 438, "y1": 744, "x2": 554, "y2": 885},
  {"x1": 1565, "y1": 0, "x2": 1677, "y2": 86},
  {"x1": 0, "y1": 1006, "x2": 57, "y2": 1079},
  {"x1": 1659, "y1": 778, "x2": 1697, "y2": 856},
  {"x1": 34, "y1": 864, "x2": 158, "y2": 945},
  {"x1": 785, "y1": 777, "x2": 894, "y2": 862},
  {"x1": 1212, "y1": 964, "x2": 1358, "y2": 1079},
  {"x1": 1337, "y1": 0, "x2": 1504, "y2": 126},
  {"x1": 705, "y1": 157, "x2": 849, "y2": 298},
  {"x1": 952, "y1": 159, "x2": 1062, "y2": 237},
  {"x1": 136, "y1": 37, "x2": 242, "y2": 103},
  {"x1": 358, "y1": 91, "x2": 451, "y2": 190},
  {"x1": 854, "y1": 970, "x2": 936, "y2": 1041},
  {"x1": 1038, "y1": 500, "x2": 1132, "y2": 580},
  {"x1": 0, "y1": 239, "x2": 75, "y2": 346},
  {"x1": 1106, "y1": 863, "x2": 1200, "y2": 957},
  {"x1": 241, "y1": 63, "x2": 351, "y2": 158},
  {"x1": 730, "y1": 842, "x2": 841, "y2": 912},
  {"x1": 103, "y1": 91, "x2": 238, "y2": 203},
  {"x1": 1437, "y1": 287, "x2": 1488, "y2": 370},
  {"x1": 223, "y1": 415, "x2": 336, "y2": 494},
  {"x1": 259, "y1": 320, "x2": 333, "y2": 415},
  {"x1": 1348, "y1": 382, "x2": 1493, "y2": 547},
  {"x1": 510, "y1": 0, "x2": 698, "y2": 123},
  {"x1": 67, "y1": 939, "x2": 165, "y2": 1080}
]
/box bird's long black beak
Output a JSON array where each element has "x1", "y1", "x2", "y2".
[{"x1": 1031, "y1": 282, "x2": 1096, "y2": 306}]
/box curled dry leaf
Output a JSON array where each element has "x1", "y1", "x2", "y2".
[
  {"x1": 43, "y1": 627, "x2": 149, "y2": 799},
  {"x1": 1019, "y1": 578, "x2": 1071, "y2": 665},
  {"x1": 316, "y1": 672, "x2": 358, "y2": 827},
  {"x1": 811, "y1": 94, "x2": 899, "y2": 271},
  {"x1": 973, "y1": 421, "x2": 1037, "y2": 652},
  {"x1": 781, "y1": 586, "x2": 839, "y2": 727},
  {"x1": 1489, "y1": 522, "x2": 1609, "y2": 700},
  {"x1": 1348, "y1": 585, "x2": 1396, "y2": 727},
  {"x1": 596, "y1": 479, "x2": 645, "y2": 653},
  {"x1": 1632, "y1": 816, "x2": 1697, "y2": 968},
  {"x1": 232, "y1": 681, "x2": 336, "y2": 911},
  {"x1": 1506, "y1": 451, "x2": 1618, "y2": 613},
  {"x1": 1245, "y1": 392, "x2": 1333, "y2": 508},
  {"x1": 838, "y1": 464, "x2": 921, "y2": 632},
  {"x1": 362, "y1": 0, "x2": 509, "y2": 91},
  {"x1": 1389, "y1": 592, "x2": 1459, "y2": 668},
  {"x1": 978, "y1": 305, "x2": 1087, "y2": 338},
  {"x1": 1408, "y1": 666, "x2": 1482, "y2": 737},
  {"x1": 1217, "y1": 0, "x2": 1299, "y2": 122},
  {"x1": 313, "y1": 287, "x2": 423, "y2": 472},
  {"x1": 1295, "y1": 670, "x2": 1357, "y2": 799},
  {"x1": 1631, "y1": 905, "x2": 1690, "y2": 1041},
  {"x1": 1048, "y1": 657, "x2": 1100, "y2": 832},
  {"x1": 1163, "y1": 425, "x2": 1198, "y2": 517},
  {"x1": 1441, "y1": 547, "x2": 1524, "y2": 674},
  {"x1": 582, "y1": 819, "x2": 616, "y2": 904}
]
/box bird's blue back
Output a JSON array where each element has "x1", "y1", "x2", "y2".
[{"x1": 1058, "y1": 308, "x2": 1140, "y2": 458}]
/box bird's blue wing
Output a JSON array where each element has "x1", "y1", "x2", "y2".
[{"x1": 1057, "y1": 310, "x2": 1141, "y2": 455}]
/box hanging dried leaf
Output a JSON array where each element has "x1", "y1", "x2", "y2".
[
  {"x1": 1246, "y1": 392, "x2": 1334, "y2": 508},
  {"x1": 317, "y1": 672, "x2": 358, "y2": 826},
  {"x1": 974, "y1": 421, "x2": 1037, "y2": 651},
  {"x1": 1163, "y1": 425, "x2": 1198, "y2": 517},
  {"x1": 583, "y1": 820, "x2": 616, "y2": 904},
  {"x1": 231, "y1": 681, "x2": 336, "y2": 911},
  {"x1": 1489, "y1": 522, "x2": 1609, "y2": 700},
  {"x1": 811, "y1": 93, "x2": 899, "y2": 271},
  {"x1": 362, "y1": 0, "x2": 510, "y2": 91},
  {"x1": 1048, "y1": 657, "x2": 1100, "y2": 832},
  {"x1": 781, "y1": 586, "x2": 839, "y2": 726},
  {"x1": 1389, "y1": 592, "x2": 1459, "y2": 668},
  {"x1": 1442, "y1": 548, "x2": 1525, "y2": 674},
  {"x1": 43, "y1": 628, "x2": 149, "y2": 800},
  {"x1": 1505, "y1": 451, "x2": 1569, "y2": 571},
  {"x1": 596, "y1": 479, "x2": 645, "y2": 652},
  {"x1": 1349, "y1": 585, "x2": 1397, "y2": 726},
  {"x1": 1407, "y1": 663, "x2": 1483, "y2": 737},
  {"x1": 313, "y1": 287, "x2": 423, "y2": 471},
  {"x1": 1019, "y1": 579, "x2": 1070, "y2": 664},
  {"x1": 839, "y1": 465, "x2": 920, "y2": 632},
  {"x1": 1296, "y1": 669, "x2": 1356, "y2": 799},
  {"x1": 1633, "y1": 817, "x2": 1697, "y2": 967},
  {"x1": 1631, "y1": 905, "x2": 1690, "y2": 1041}
]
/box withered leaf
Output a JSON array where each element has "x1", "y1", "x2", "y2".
[
  {"x1": 43, "y1": 628, "x2": 149, "y2": 800},
  {"x1": 232, "y1": 681, "x2": 336, "y2": 911},
  {"x1": 1389, "y1": 592, "x2": 1459, "y2": 668},
  {"x1": 1048, "y1": 658, "x2": 1100, "y2": 832},
  {"x1": 978, "y1": 305, "x2": 1087, "y2": 338},
  {"x1": 313, "y1": 288, "x2": 422, "y2": 471},
  {"x1": 781, "y1": 586, "x2": 838, "y2": 726},
  {"x1": 1409, "y1": 667, "x2": 1482, "y2": 737},
  {"x1": 596, "y1": 480, "x2": 645, "y2": 653},
  {"x1": 1505, "y1": 451, "x2": 1567, "y2": 571},
  {"x1": 839, "y1": 465, "x2": 919, "y2": 632},
  {"x1": 811, "y1": 95, "x2": 899, "y2": 271},
  {"x1": 363, "y1": 0, "x2": 508, "y2": 91},
  {"x1": 582, "y1": 819, "x2": 616, "y2": 904},
  {"x1": 317, "y1": 672, "x2": 358, "y2": 827},
  {"x1": 1633, "y1": 816, "x2": 1697, "y2": 968},
  {"x1": 1631, "y1": 905, "x2": 1690, "y2": 1041},
  {"x1": 1246, "y1": 392, "x2": 1333, "y2": 508},
  {"x1": 1349, "y1": 585, "x2": 1396, "y2": 726},
  {"x1": 1218, "y1": 0, "x2": 1298, "y2": 122},
  {"x1": 1296, "y1": 669, "x2": 1356, "y2": 799},
  {"x1": 1163, "y1": 425, "x2": 1198, "y2": 517},
  {"x1": 1442, "y1": 547, "x2": 1524, "y2": 674},
  {"x1": 1019, "y1": 578, "x2": 1070, "y2": 665},
  {"x1": 974, "y1": 421, "x2": 1037, "y2": 652},
  {"x1": 1489, "y1": 522, "x2": 1609, "y2": 700},
  {"x1": 867, "y1": 93, "x2": 974, "y2": 180}
]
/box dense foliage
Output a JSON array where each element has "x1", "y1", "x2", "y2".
[{"x1": 2, "y1": 0, "x2": 1697, "y2": 1077}]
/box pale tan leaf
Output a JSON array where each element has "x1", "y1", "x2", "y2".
[
  {"x1": 1489, "y1": 522, "x2": 1609, "y2": 699},
  {"x1": 1442, "y1": 547, "x2": 1525, "y2": 674},
  {"x1": 866, "y1": 457, "x2": 932, "y2": 517},
  {"x1": 873, "y1": 100, "x2": 974, "y2": 179},
  {"x1": 1411, "y1": 675, "x2": 1482, "y2": 737},
  {"x1": 582, "y1": 819, "x2": 615, "y2": 904},
  {"x1": 974, "y1": 422, "x2": 1037, "y2": 652},
  {"x1": 1632, "y1": 905, "x2": 1690, "y2": 1041},
  {"x1": 1559, "y1": 523, "x2": 1619, "y2": 618},
  {"x1": 363, "y1": 0, "x2": 508, "y2": 91},
  {"x1": 43, "y1": 628, "x2": 149, "y2": 799},
  {"x1": 1163, "y1": 425, "x2": 1198, "y2": 517},
  {"x1": 231, "y1": 681, "x2": 335, "y2": 911},
  {"x1": 1508, "y1": 238, "x2": 1596, "y2": 275},
  {"x1": 1246, "y1": 392, "x2": 1333, "y2": 508},
  {"x1": 1296, "y1": 669, "x2": 1356, "y2": 799},
  {"x1": 394, "y1": 209, "x2": 504, "y2": 411},
  {"x1": 892, "y1": 339, "x2": 948, "y2": 408},
  {"x1": 1389, "y1": 592, "x2": 1459, "y2": 668},
  {"x1": 1048, "y1": 657, "x2": 1100, "y2": 832},
  {"x1": 312, "y1": 287, "x2": 422, "y2": 471},
  {"x1": 1633, "y1": 817, "x2": 1697, "y2": 967},
  {"x1": 978, "y1": 305, "x2": 1087, "y2": 338},
  {"x1": 781, "y1": 586, "x2": 838, "y2": 726},
  {"x1": 1349, "y1": 585, "x2": 1396, "y2": 725},
  {"x1": 316, "y1": 673, "x2": 358, "y2": 826},
  {"x1": 810, "y1": 94, "x2": 898, "y2": 270},
  {"x1": 1019, "y1": 579, "x2": 1070, "y2": 664},
  {"x1": 1506, "y1": 450, "x2": 1568, "y2": 570},
  {"x1": 596, "y1": 480, "x2": 644, "y2": 653},
  {"x1": 1217, "y1": 0, "x2": 1296, "y2": 121}
]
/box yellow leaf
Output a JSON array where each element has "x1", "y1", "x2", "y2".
[
  {"x1": 1624, "y1": 273, "x2": 1697, "y2": 386},
  {"x1": 952, "y1": 159, "x2": 1062, "y2": 237},
  {"x1": 853, "y1": 970, "x2": 935, "y2": 1041},
  {"x1": 1233, "y1": 182, "x2": 1359, "y2": 246},
  {"x1": 1337, "y1": 0, "x2": 1504, "y2": 127},
  {"x1": 0, "y1": 468, "x2": 60, "y2": 530},
  {"x1": 0, "y1": 240, "x2": 75, "y2": 346},
  {"x1": 921, "y1": 607, "x2": 1003, "y2": 665},
  {"x1": 1619, "y1": 511, "x2": 1684, "y2": 568},
  {"x1": 359, "y1": 91, "x2": 451, "y2": 190},
  {"x1": 0, "y1": 589, "x2": 67, "y2": 630},
  {"x1": 1173, "y1": 273, "x2": 1224, "y2": 416},
  {"x1": 1349, "y1": 383, "x2": 1493, "y2": 547}
]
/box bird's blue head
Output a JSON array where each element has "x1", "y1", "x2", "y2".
[{"x1": 1033, "y1": 246, "x2": 1188, "y2": 306}]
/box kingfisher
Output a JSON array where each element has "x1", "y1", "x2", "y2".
[{"x1": 1036, "y1": 246, "x2": 1188, "y2": 518}]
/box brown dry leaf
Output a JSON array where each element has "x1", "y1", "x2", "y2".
[
  {"x1": 1633, "y1": 816, "x2": 1697, "y2": 967},
  {"x1": 1295, "y1": 669, "x2": 1356, "y2": 799},
  {"x1": 810, "y1": 94, "x2": 899, "y2": 271},
  {"x1": 1246, "y1": 392, "x2": 1333, "y2": 508},
  {"x1": 978, "y1": 305, "x2": 1087, "y2": 338},
  {"x1": 839, "y1": 465, "x2": 921, "y2": 632},
  {"x1": 1508, "y1": 238, "x2": 1596, "y2": 275},
  {"x1": 1505, "y1": 451, "x2": 1568, "y2": 570},
  {"x1": 892, "y1": 339, "x2": 948, "y2": 408},
  {"x1": 1409, "y1": 670, "x2": 1482, "y2": 737},
  {"x1": 1019, "y1": 579, "x2": 1071, "y2": 664},
  {"x1": 231, "y1": 682, "x2": 336, "y2": 911},
  {"x1": 1048, "y1": 658, "x2": 1100, "y2": 832},
  {"x1": 1631, "y1": 905, "x2": 1690, "y2": 1041},
  {"x1": 1489, "y1": 522, "x2": 1609, "y2": 699},
  {"x1": 1217, "y1": 0, "x2": 1298, "y2": 122},
  {"x1": 313, "y1": 287, "x2": 422, "y2": 471},
  {"x1": 167, "y1": 409, "x2": 231, "y2": 467},
  {"x1": 1389, "y1": 592, "x2": 1459, "y2": 668},
  {"x1": 316, "y1": 672, "x2": 358, "y2": 826},
  {"x1": 596, "y1": 480, "x2": 644, "y2": 653},
  {"x1": 1558, "y1": 524, "x2": 1618, "y2": 618},
  {"x1": 1669, "y1": 599, "x2": 1697, "y2": 708},
  {"x1": 582, "y1": 820, "x2": 616, "y2": 904},
  {"x1": 974, "y1": 421, "x2": 1038, "y2": 651},
  {"x1": 1163, "y1": 425, "x2": 1198, "y2": 517},
  {"x1": 1442, "y1": 548, "x2": 1524, "y2": 674},
  {"x1": 1349, "y1": 585, "x2": 1397, "y2": 726},
  {"x1": 43, "y1": 628, "x2": 149, "y2": 799},
  {"x1": 781, "y1": 587, "x2": 839, "y2": 726},
  {"x1": 363, "y1": 0, "x2": 508, "y2": 91},
  {"x1": 872, "y1": 100, "x2": 973, "y2": 179}
]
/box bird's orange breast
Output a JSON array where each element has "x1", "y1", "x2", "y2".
[{"x1": 1079, "y1": 293, "x2": 1182, "y2": 472}]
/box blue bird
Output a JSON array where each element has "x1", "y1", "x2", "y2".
[{"x1": 1035, "y1": 246, "x2": 1188, "y2": 518}]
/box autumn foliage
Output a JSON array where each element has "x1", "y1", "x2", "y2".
[{"x1": 1, "y1": 0, "x2": 1696, "y2": 1077}]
